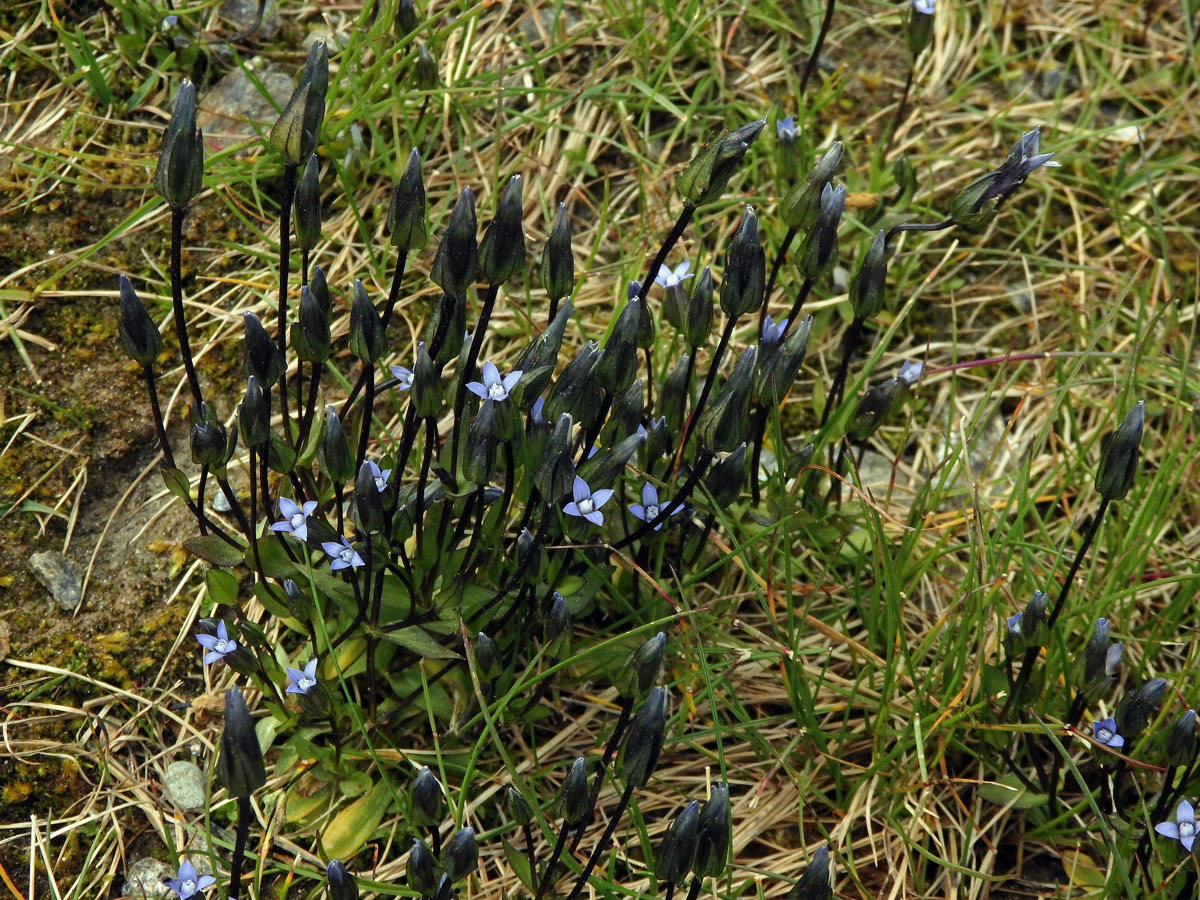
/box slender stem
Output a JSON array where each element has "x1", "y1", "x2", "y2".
[
  {"x1": 450, "y1": 283, "x2": 501, "y2": 482},
  {"x1": 644, "y1": 347, "x2": 655, "y2": 414},
  {"x1": 566, "y1": 781, "x2": 637, "y2": 900},
  {"x1": 431, "y1": 826, "x2": 442, "y2": 858},
  {"x1": 277, "y1": 164, "x2": 297, "y2": 441},
  {"x1": 415, "y1": 416, "x2": 435, "y2": 558},
  {"x1": 298, "y1": 361, "x2": 322, "y2": 450},
  {"x1": 679, "y1": 317, "x2": 738, "y2": 455},
  {"x1": 497, "y1": 442, "x2": 516, "y2": 533},
  {"x1": 634, "y1": 204, "x2": 695, "y2": 306},
  {"x1": 759, "y1": 226, "x2": 798, "y2": 335},
  {"x1": 355, "y1": 364, "x2": 375, "y2": 475},
  {"x1": 459, "y1": 486, "x2": 488, "y2": 577},
  {"x1": 884, "y1": 217, "x2": 955, "y2": 245},
  {"x1": 880, "y1": 69, "x2": 914, "y2": 162},
  {"x1": 143, "y1": 368, "x2": 176, "y2": 469},
  {"x1": 523, "y1": 822, "x2": 537, "y2": 892},
  {"x1": 301, "y1": 247, "x2": 309, "y2": 287},
  {"x1": 748, "y1": 405, "x2": 769, "y2": 505},
  {"x1": 798, "y1": 0, "x2": 837, "y2": 95},
  {"x1": 570, "y1": 695, "x2": 634, "y2": 853},
  {"x1": 169, "y1": 208, "x2": 203, "y2": 408},
  {"x1": 664, "y1": 882, "x2": 677, "y2": 900},
  {"x1": 341, "y1": 250, "x2": 409, "y2": 418},
  {"x1": 683, "y1": 876, "x2": 704, "y2": 900},
  {"x1": 782, "y1": 277, "x2": 815, "y2": 336},
  {"x1": 196, "y1": 466, "x2": 209, "y2": 535},
  {"x1": 534, "y1": 820, "x2": 572, "y2": 900},
  {"x1": 228, "y1": 795, "x2": 253, "y2": 900},
  {"x1": 820, "y1": 316, "x2": 864, "y2": 429}
]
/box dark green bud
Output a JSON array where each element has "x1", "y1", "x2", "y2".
[
  {"x1": 644, "y1": 416, "x2": 671, "y2": 465},
  {"x1": 294, "y1": 154, "x2": 322, "y2": 252},
  {"x1": 1116, "y1": 677, "x2": 1168, "y2": 746},
  {"x1": 410, "y1": 766, "x2": 444, "y2": 828},
  {"x1": 237, "y1": 376, "x2": 270, "y2": 449},
  {"x1": 310, "y1": 264, "x2": 332, "y2": 319},
  {"x1": 117, "y1": 275, "x2": 162, "y2": 369},
  {"x1": 720, "y1": 206, "x2": 765, "y2": 318},
  {"x1": 293, "y1": 285, "x2": 331, "y2": 363},
  {"x1": 414, "y1": 43, "x2": 438, "y2": 90},
  {"x1": 947, "y1": 173, "x2": 1000, "y2": 230},
  {"x1": 464, "y1": 400, "x2": 499, "y2": 484},
  {"x1": 442, "y1": 827, "x2": 478, "y2": 883},
  {"x1": 776, "y1": 114, "x2": 798, "y2": 182},
  {"x1": 543, "y1": 592, "x2": 571, "y2": 659},
  {"x1": 1095, "y1": 401, "x2": 1144, "y2": 501},
  {"x1": 616, "y1": 686, "x2": 666, "y2": 787},
  {"x1": 607, "y1": 378, "x2": 644, "y2": 441},
  {"x1": 354, "y1": 461, "x2": 386, "y2": 533},
  {"x1": 781, "y1": 142, "x2": 843, "y2": 230},
  {"x1": 892, "y1": 156, "x2": 916, "y2": 207},
  {"x1": 269, "y1": 40, "x2": 329, "y2": 166},
  {"x1": 318, "y1": 406, "x2": 355, "y2": 483},
  {"x1": 1074, "y1": 618, "x2": 1121, "y2": 704},
  {"x1": 406, "y1": 839, "x2": 438, "y2": 898},
  {"x1": 662, "y1": 276, "x2": 689, "y2": 335},
  {"x1": 849, "y1": 230, "x2": 887, "y2": 320},
  {"x1": 685, "y1": 265, "x2": 715, "y2": 349},
  {"x1": 696, "y1": 346, "x2": 758, "y2": 453},
  {"x1": 190, "y1": 402, "x2": 229, "y2": 469},
  {"x1": 394, "y1": 0, "x2": 419, "y2": 37},
  {"x1": 215, "y1": 688, "x2": 266, "y2": 799},
  {"x1": 153, "y1": 80, "x2": 204, "y2": 210},
  {"x1": 430, "y1": 187, "x2": 478, "y2": 298},
  {"x1": 349, "y1": 280, "x2": 387, "y2": 364},
  {"x1": 475, "y1": 631, "x2": 502, "y2": 680},
  {"x1": 907, "y1": 2, "x2": 934, "y2": 57},
  {"x1": 504, "y1": 786, "x2": 534, "y2": 826},
  {"x1": 675, "y1": 119, "x2": 766, "y2": 207},
  {"x1": 704, "y1": 443, "x2": 747, "y2": 509},
  {"x1": 756, "y1": 315, "x2": 812, "y2": 408},
  {"x1": 543, "y1": 341, "x2": 600, "y2": 425},
  {"x1": 243, "y1": 312, "x2": 284, "y2": 388},
  {"x1": 516, "y1": 529, "x2": 547, "y2": 585},
  {"x1": 656, "y1": 800, "x2": 700, "y2": 886},
  {"x1": 1161, "y1": 710, "x2": 1197, "y2": 767},
  {"x1": 427, "y1": 297, "x2": 466, "y2": 365},
  {"x1": 409, "y1": 342, "x2": 441, "y2": 418},
  {"x1": 326, "y1": 860, "x2": 359, "y2": 900},
  {"x1": 692, "y1": 784, "x2": 730, "y2": 878},
  {"x1": 479, "y1": 174, "x2": 525, "y2": 285},
  {"x1": 282, "y1": 579, "x2": 308, "y2": 620},
  {"x1": 798, "y1": 184, "x2": 845, "y2": 282},
  {"x1": 616, "y1": 632, "x2": 667, "y2": 701},
  {"x1": 388, "y1": 148, "x2": 428, "y2": 250},
  {"x1": 517, "y1": 299, "x2": 572, "y2": 376},
  {"x1": 559, "y1": 757, "x2": 590, "y2": 825},
  {"x1": 845, "y1": 377, "x2": 901, "y2": 443},
  {"x1": 660, "y1": 355, "x2": 691, "y2": 435},
  {"x1": 577, "y1": 428, "x2": 645, "y2": 491},
  {"x1": 432, "y1": 874, "x2": 453, "y2": 900},
  {"x1": 786, "y1": 441, "x2": 815, "y2": 481},
  {"x1": 534, "y1": 413, "x2": 576, "y2": 500},
  {"x1": 1006, "y1": 589, "x2": 1050, "y2": 655},
  {"x1": 541, "y1": 203, "x2": 574, "y2": 301},
  {"x1": 593, "y1": 298, "x2": 642, "y2": 394},
  {"x1": 786, "y1": 845, "x2": 832, "y2": 900}
]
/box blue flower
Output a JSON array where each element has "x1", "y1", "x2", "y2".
[
  {"x1": 628, "y1": 483, "x2": 668, "y2": 531},
  {"x1": 776, "y1": 115, "x2": 796, "y2": 142},
  {"x1": 761, "y1": 314, "x2": 788, "y2": 348},
  {"x1": 898, "y1": 359, "x2": 923, "y2": 385},
  {"x1": 365, "y1": 460, "x2": 391, "y2": 492},
  {"x1": 1091, "y1": 717, "x2": 1124, "y2": 749},
  {"x1": 164, "y1": 860, "x2": 215, "y2": 899},
  {"x1": 563, "y1": 475, "x2": 614, "y2": 526},
  {"x1": 286, "y1": 658, "x2": 319, "y2": 695},
  {"x1": 530, "y1": 396, "x2": 547, "y2": 426},
  {"x1": 911, "y1": 0, "x2": 934, "y2": 13},
  {"x1": 390, "y1": 364, "x2": 414, "y2": 390},
  {"x1": 654, "y1": 261, "x2": 692, "y2": 290},
  {"x1": 321, "y1": 535, "x2": 365, "y2": 571},
  {"x1": 270, "y1": 497, "x2": 318, "y2": 542},
  {"x1": 195, "y1": 621, "x2": 238, "y2": 666},
  {"x1": 627, "y1": 280, "x2": 642, "y2": 300},
  {"x1": 1156, "y1": 800, "x2": 1197, "y2": 851},
  {"x1": 467, "y1": 361, "x2": 522, "y2": 402},
  {"x1": 1006, "y1": 612, "x2": 1021, "y2": 635}
]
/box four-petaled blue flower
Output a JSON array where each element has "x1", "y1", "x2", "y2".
[
  {"x1": 467, "y1": 361, "x2": 522, "y2": 402},
  {"x1": 365, "y1": 460, "x2": 391, "y2": 492},
  {"x1": 761, "y1": 315, "x2": 788, "y2": 348},
  {"x1": 776, "y1": 115, "x2": 796, "y2": 142},
  {"x1": 1156, "y1": 800, "x2": 1197, "y2": 851},
  {"x1": 911, "y1": 0, "x2": 934, "y2": 13},
  {"x1": 270, "y1": 497, "x2": 318, "y2": 543},
  {"x1": 164, "y1": 860, "x2": 215, "y2": 899},
  {"x1": 654, "y1": 261, "x2": 692, "y2": 290},
  {"x1": 287, "y1": 658, "x2": 319, "y2": 695},
  {"x1": 1091, "y1": 717, "x2": 1124, "y2": 749},
  {"x1": 196, "y1": 621, "x2": 238, "y2": 666},
  {"x1": 1006, "y1": 612, "x2": 1021, "y2": 635},
  {"x1": 390, "y1": 365, "x2": 414, "y2": 390},
  {"x1": 563, "y1": 475, "x2": 613, "y2": 526},
  {"x1": 628, "y1": 483, "x2": 669, "y2": 531},
  {"x1": 321, "y1": 535, "x2": 365, "y2": 571},
  {"x1": 898, "y1": 359, "x2": 923, "y2": 385}
]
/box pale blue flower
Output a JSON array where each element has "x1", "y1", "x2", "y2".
[
  {"x1": 898, "y1": 359, "x2": 923, "y2": 385},
  {"x1": 1006, "y1": 612, "x2": 1021, "y2": 634},
  {"x1": 164, "y1": 861, "x2": 215, "y2": 899},
  {"x1": 196, "y1": 621, "x2": 238, "y2": 666},
  {"x1": 270, "y1": 497, "x2": 318, "y2": 542},
  {"x1": 563, "y1": 475, "x2": 613, "y2": 526},
  {"x1": 366, "y1": 460, "x2": 391, "y2": 492},
  {"x1": 1092, "y1": 717, "x2": 1124, "y2": 749},
  {"x1": 1156, "y1": 800, "x2": 1197, "y2": 851},
  {"x1": 286, "y1": 658, "x2": 319, "y2": 695},
  {"x1": 467, "y1": 361, "x2": 522, "y2": 402},
  {"x1": 321, "y1": 535, "x2": 364, "y2": 571},
  {"x1": 761, "y1": 315, "x2": 788, "y2": 348},
  {"x1": 776, "y1": 115, "x2": 796, "y2": 142},
  {"x1": 628, "y1": 483, "x2": 668, "y2": 531},
  {"x1": 911, "y1": 0, "x2": 934, "y2": 14},
  {"x1": 654, "y1": 261, "x2": 692, "y2": 290},
  {"x1": 390, "y1": 365, "x2": 414, "y2": 390}
]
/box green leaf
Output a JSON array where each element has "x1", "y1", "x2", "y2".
[
  {"x1": 503, "y1": 837, "x2": 534, "y2": 890},
  {"x1": 978, "y1": 773, "x2": 1046, "y2": 809},
  {"x1": 160, "y1": 464, "x2": 192, "y2": 502},
  {"x1": 297, "y1": 405, "x2": 326, "y2": 467},
  {"x1": 206, "y1": 568, "x2": 241, "y2": 606},
  {"x1": 184, "y1": 535, "x2": 246, "y2": 568},
  {"x1": 321, "y1": 779, "x2": 393, "y2": 861},
  {"x1": 378, "y1": 625, "x2": 462, "y2": 660},
  {"x1": 266, "y1": 431, "x2": 297, "y2": 474},
  {"x1": 254, "y1": 580, "x2": 292, "y2": 619},
  {"x1": 980, "y1": 664, "x2": 1009, "y2": 699}
]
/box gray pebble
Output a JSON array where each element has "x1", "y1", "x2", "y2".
[
  {"x1": 164, "y1": 760, "x2": 207, "y2": 811},
  {"x1": 122, "y1": 858, "x2": 174, "y2": 899},
  {"x1": 29, "y1": 551, "x2": 82, "y2": 611}
]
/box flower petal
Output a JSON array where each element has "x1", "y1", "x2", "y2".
[
  {"x1": 572, "y1": 476, "x2": 589, "y2": 503},
  {"x1": 196, "y1": 634, "x2": 220, "y2": 650},
  {"x1": 321, "y1": 541, "x2": 343, "y2": 557},
  {"x1": 629, "y1": 504, "x2": 646, "y2": 521},
  {"x1": 302, "y1": 500, "x2": 318, "y2": 516},
  {"x1": 1184, "y1": 834, "x2": 1197, "y2": 852},
  {"x1": 466, "y1": 381, "x2": 487, "y2": 399},
  {"x1": 1156, "y1": 822, "x2": 1181, "y2": 839},
  {"x1": 563, "y1": 502, "x2": 581, "y2": 518},
  {"x1": 304, "y1": 658, "x2": 318, "y2": 679},
  {"x1": 502, "y1": 370, "x2": 522, "y2": 391},
  {"x1": 482, "y1": 360, "x2": 500, "y2": 385},
  {"x1": 1180, "y1": 800, "x2": 1195, "y2": 823},
  {"x1": 590, "y1": 488, "x2": 614, "y2": 508},
  {"x1": 292, "y1": 522, "x2": 308, "y2": 542},
  {"x1": 278, "y1": 497, "x2": 300, "y2": 518},
  {"x1": 642, "y1": 483, "x2": 658, "y2": 506},
  {"x1": 585, "y1": 510, "x2": 604, "y2": 526}
]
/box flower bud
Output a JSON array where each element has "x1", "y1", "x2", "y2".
[
  {"x1": 534, "y1": 413, "x2": 576, "y2": 500},
  {"x1": 656, "y1": 800, "x2": 700, "y2": 886},
  {"x1": 643, "y1": 417, "x2": 671, "y2": 464},
  {"x1": 326, "y1": 860, "x2": 359, "y2": 900},
  {"x1": 660, "y1": 355, "x2": 691, "y2": 435},
  {"x1": 907, "y1": 0, "x2": 934, "y2": 58},
  {"x1": 776, "y1": 114, "x2": 798, "y2": 182},
  {"x1": 464, "y1": 400, "x2": 499, "y2": 484},
  {"x1": 543, "y1": 592, "x2": 572, "y2": 659},
  {"x1": 318, "y1": 406, "x2": 355, "y2": 483},
  {"x1": 473, "y1": 630, "x2": 502, "y2": 680},
  {"x1": 442, "y1": 827, "x2": 478, "y2": 883},
  {"x1": 216, "y1": 688, "x2": 266, "y2": 799},
  {"x1": 479, "y1": 174, "x2": 525, "y2": 285},
  {"x1": 388, "y1": 148, "x2": 428, "y2": 251},
  {"x1": 310, "y1": 264, "x2": 332, "y2": 318},
  {"x1": 294, "y1": 154, "x2": 322, "y2": 252},
  {"x1": 798, "y1": 184, "x2": 844, "y2": 282},
  {"x1": 1074, "y1": 618, "x2": 1122, "y2": 704},
  {"x1": 354, "y1": 461, "x2": 386, "y2": 533},
  {"x1": 293, "y1": 285, "x2": 331, "y2": 363},
  {"x1": 394, "y1": 0, "x2": 419, "y2": 36},
  {"x1": 845, "y1": 377, "x2": 901, "y2": 443},
  {"x1": 117, "y1": 275, "x2": 162, "y2": 369},
  {"x1": 577, "y1": 428, "x2": 645, "y2": 491},
  {"x1": 544, "y1": 341, "x2": 600, "y2": 425},
  {"x1": 243, "y1": 312, "x2": 284, "y2": 388},
  {"x1": 720, "y1": 206, "x2": 765, "y2": 319},
  {"x1": 516, "y1": 529, "x2": 547, "y2": 584},
  {"x1": 411, "y1": 341, "x2": 443, "y2": 418},
  {"x1": 430, "y1": 187, "x2": 478, "y2": 298},
  {"x1": 662, "y1": 277, "x2": 688, "y2": 336},
  {"x1": 696, "y1": 346, "x2": 758, "y2": 453},
  {"x1": 237, "y1": 376, "x2": 270, "y2": 449},
  {"x1": 849, "y1": 230, "x2": 887, "y2": 320},
  {"x1": 781, "y1": 142, "x2": 843, "y2": 230},
  {"x1": 616, "y1": 686, "x2": 666, "y2": 787},
  {"x1": 190, "y1": 401, "x2": 230, "y2": 470},
  {"x1": 153, "y1": 80, "x2": 204, "y2": 210},
  {"x1": 606, "y1": 378, "x2": 644, "y2": 444},
  {"x1": 948, "y1": 128, "x2": 1059, "y2": 230},
  {"x1": 504, "y1": 786, "x2": 534, "y2": 826},
  {"x1": 685, "y1": 265, "x2": 715, "y2": 349},
  {"x1": 541, "y1": 203, "x2": 574, "y2": 301},
  {"x1": 1007, "y1": 590, "x2": 1050, "y2": 655},
  {"x1": 1161, "y1": 710, "x2": 1197, "y2": 768},
  {"x1": 593, "y1": 298, "x2": 641, "y2": 395},
  {"x1": 349, "y1": 280, "x2": 387, "y2": 364},
  {"x1": 786, "y1": 845, "x2": 832, "y2": 900},
  {"x1": 414, "y1": 43, "x2": 438, "y2": 90},
  {"x1": 704, "y1": 443, "x2": 747, "y2": 509},
  {"x1": 559, "y1": 757, "x2": 590, "y2": 825},
  {"x1": 406, "y1": 839, "x2": 438, "y2": 898},
  {"x1": 786, "y1": 441, "x2": 815, "y2": 481},
  {"x1": 282, "y1": 579, "x2": 308, "y2": 620},
  {"x1": 269, "y1": 40, "x2": 328, "y2": 166},
  {"x1": 1095, "y1": 401, "x2": 1144, "y2": 501},
  {"x1": 676, "y1": 119, "x2": 766, "y2": 207},
  {"x1": 756, "y1": 315, "x2": 812, "y2": 408},
  {"x1": 692, "y1": 784, "x2": 730, "y2": 878},
  {"x1": 517, "y1": 299, "x2": 572, "y2": 379},
  {"x1": 410, "y1": 766, "x2": 444, "y2": 828},
  {"x1": 1116, "y1": 677, "x2": 1168, "y2": 746},
  {"x1": 616, "y1": 632, "x2": 667, "y2": 701}
]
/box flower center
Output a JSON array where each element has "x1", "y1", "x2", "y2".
[
  {"x1": 298, "y1": 675, "x2": 315, "y2": 691},
  {"x1": 487, "y1": 382, "x2": 507, "y2": 400},
  {"x1": 374, "y1": 476, "x2": 387, "y2": 491},
  {"x1": 182, "y1": 880, "x2": 196, "y2": 893},
  {"x1": 1182, "y1": 822, "x2": 1196, "y2": 838},
  {"x1": 290, "y1": 512, "x2": 305, "y2": 529},
  {"x1": 214, "y1": 639, "x2": 229, "y2": 653},
  {"x1": 646, "y1": 504, "x2": 660, "y2": 520},
  {"x1": 1097, "y1": 727, "x2": 1113, "y2": 742},
  {"x1": 340, "y1": 548, "x2": 356, "y2": 563},
  {"x1": 578, "y1": 498, "x2": 594, "y2": 515}
]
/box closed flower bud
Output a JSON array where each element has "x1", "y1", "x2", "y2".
[
  {"x1": 406, "y1": 839, "x2": 438, "y2": 898},
  {"x1": 394, "y1": 0, "x2": 419, "y2": 37},
  {"x1": 660, "y1": 355, "x2": 691, "y2": 435},
  {"x1": 616, "y1": 632, "x2": 667, "y2": 701},
  {"x1": 294, "y1": 154, "x2": 322, "y2": 251},
  {"x1": 607, "y1": 378, "x2": 644, "y2": 442},
  {"x1": 907, "y1": 0, "x2": 934, "y2": 57},
  {"x1": 696, "y1": 346, "x2": 758, "y2": 453},
  {"x1": 544, "y1": 342, "x2": 600, "y2": 425},
  {"x1": 1010, "y1": 590, "x2": 1050, "y2": 654},
  {"x1": 541, "y1": 203, "x2": 575, "y2": 301},
  {"x1": 326, "y1": 860, "x2": 359, "y2": 900},
  {"x1": 412, "y1": 342, "x2": 443, "y2": 417},
  {"x1": 215, "y1": 688, "x2": 266, "y2": 799},
  {"x1": 515, "y1": 300, "x2": 572, "y2": 395},
  {"x1": 781, "y1": 142, "x2": 843, "y2": 230},
  {"x1": 504, "y1": 786, "x2": 534, "y2": 826},
  {"x1": 354, "y1": 460, "x2": 386, "y2": 533},
  {"x1": 465, "y1": 400, "x2": 499, "y2": 484},
  {"x1": 692, "y1": 784, "x2": 730, "y2": 878},
  {"x1": 704, "y1": 444, "x2": 747, "y2": 509},
  {"x1": 1116, "y1": 677, "x2": 1168, "y2": 746},
  {"x1": 237, "y1": 376, "x2": 270, "y2": 449},
  {"x1": 475, "y1": 630, "x2": 502, "y2": 679},
  {"x1": 310, "y1": 264, "x2": 332, "y2": 319},
  {"x1": 849, "y1": 230, "x2": 888, "y2": 320},
  {"x1": 676, "y1": 119, "x2": 766, "y2": 207},
  {"x1": 243, "y1": 312, "x2": 284, "y2": 387},
  {"x1": 845, "y1": 377, "x2": 901, "y2": 443},
  {"x1": 153, "y1": 80, "x2": 204, "y2": 210},
  {"x1": 190, "y1": 402, "x2": 230, "y2": 469},
  {"x1": 534, "y1": 413, "x2": 576, "y2": 500},
  {"x1": 786, "y1": 441, "x2": 815, "y2": 481},
  {"x1": 543, "y1": 592, "x2": 571, "y2": 659},
  {"x1": 642, "y1": 416, "x2": 671, "y2": 465},
  {"x1": 593, "y1": 298, "x2": 642, "y2": 394},
  {"x1": 516, "y1": 528, "x2": 547, "y2": 584},
  {"x1": 282, "y1": 579, "x2": 308, "y2": 620},
  {"x1": 410, "y1": 766, "x2": 444, "y2": 828},
  {"x1": 577, "y1": 428, "x2": 645, "y2": 491},
  {"x1": 798, "y1": 184, "x2": 844, "y2": 282},
  {"x1": 117, "y1": 275, "x2": 162, "y2": 369},
  {"x1": 1074, "y1": 618, "x2": 1122, "y2": 703},
  {"x1": 431, "y1": 187, "x2": 478, "y2": 298},
  {"x1": 479, "y1": 174, "x2": 525, "y2": 285},
  {"x1": 1161, "y1": 710, "x2": 1197, "y2": 767},
  {"x1": 656, "y1": 800, "x2": 700, "y2": 886},
  {"x1": 293, "y1": 285, "x2": 331, "y2": 363},
  {"x1": 720, "y1": 206, "x2": 766, "y2": 319},
  {"x1": 269, "y1": 40, "x2": 329, "y2": 166},
  {"x1": 786, "y1": 845, "x2": 832, "y2": 900},
  {"x1": 756, "y1": 315, "x2": 812, "y2": 408},
  {"x1": 1095, "y1": 401, "x2": 1144, "y2": 501},
  {"x1": 686, "y1": 265, "x2": 715, "y2": 349},
  {"x1": 318, "y1": 406, "x2": 355, "y2": 483},
  {"x1": 776, "y1": 114, "x2": 798, "y2": 182},
  {"x1": 559, "y1": 757, "x2": 590, "y2": 825},
  {"x1": 349, "y1": 280, "x2": 387, "y2": 364},
  {"x1": 662, "y1": 277, "x2": 688, "y2": 335},
  {"x1": 442, "y1": 827, "x2": 478, "y2": 882},
  {"x1": 414, "y1": 43, "x2": 439, "y2": 90},
  {"x1": 388, "y1": 148, "x2": 428, "y2": 251},
  {"x1": 948, "y1": 127, "x2": 1058, "y2": 230},
  {"x1": 616, "y1": 686, "x2": 667, "y2": 787}
]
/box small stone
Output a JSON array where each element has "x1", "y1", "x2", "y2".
[
  {"x1": 212, "y1": 490, "x2": 233, "y2": 513},
  {"x1": 164, "y1": 760, "x2": 206, "y2": 811},
  {"x1": 29, "y1": 551, "x2": 82, "y2": 611},
  {"x1": 122, "y1": 858, "x2": 174, "y2": 899},
  {"x1": 196, "y1": 62, "x2": 294, "y2": 153},
  {"x1": 218, "y1": 0, "x2": 281, "y2": 41}
]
